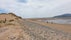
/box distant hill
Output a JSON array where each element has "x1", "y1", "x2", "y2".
[{"x1": 54, "y1": 14, "x2": 71, "y2": 18}]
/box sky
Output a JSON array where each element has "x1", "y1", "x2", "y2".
[{"x1": 0, "y1": 0, "x2": 71, "y2": 18}]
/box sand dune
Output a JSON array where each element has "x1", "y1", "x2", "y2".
[{"x1": 0, "y1": 13, "x2": 71, "y2": 40}]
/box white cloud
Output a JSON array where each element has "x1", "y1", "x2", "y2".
[{"x1": 0, "y1": 0, "x2": 71, "y2": 18}]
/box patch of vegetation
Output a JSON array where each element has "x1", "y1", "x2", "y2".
[
  {"x1": 15, "y1": 17, "x2": 22, "y2": 20},
  {"x1": 9, "y1": 20, "x2": 14, "y2": 22},
  {"x1": 0, "y1": 18, "x2": 6, "y2": 23},
  {"x1": 8, "y1": 13, "x2": 22, "y2": 19},
  {"x1": 3, "y1": 19, "x2": 6, "y2": 23},
  {"x1": 7, "y1": 23, "x2": 15, "y2": 25},
  {"x1": 18, "y1": 16, "x2": 22, "y2": 19},
  {"x1": 8, "y1": 13, "x2": 17, "y2": 16},
  {"x1": 0, "y1": 20, "x2": 6, "y2": 23},
  {"x1": 0, "y1": 21, "x2": 2, "y2": 23}
]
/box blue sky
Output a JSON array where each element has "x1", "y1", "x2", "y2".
[
  {"x1": 0, "y1": 0, "x2": 71, "y2": 18},
  {"x1": 17, "y1": 0, "x2": 27, "y2": 3},
  {"x1": 0, "y1": 9, "x2": 8, "y2": 13}
]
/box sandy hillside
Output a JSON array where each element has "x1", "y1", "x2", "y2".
[{"x1": 0, "y1": 13, "x2": 71, "y2": 40}]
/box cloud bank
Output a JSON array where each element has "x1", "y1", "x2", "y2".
[{"x1": 0, "y1": 0, "x2": 71, "y2": 18}]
